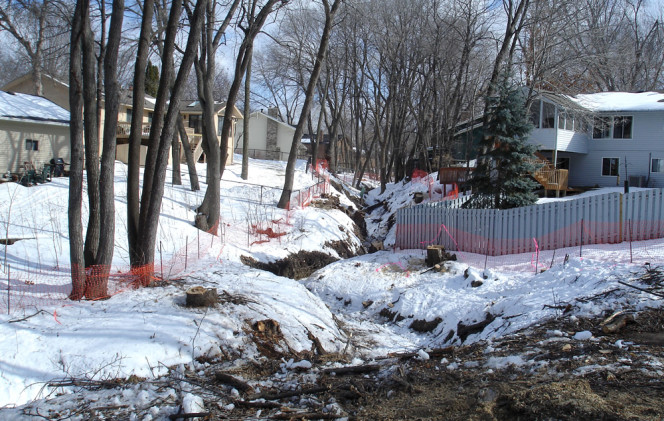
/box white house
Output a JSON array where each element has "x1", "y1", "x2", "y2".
[
  {"x1": 234, "y1": 108, "x2": 295, "y2": 161},
  {"x1": 527, "y1": 91, "x2": 664, "y2": 188},
  {"x1": 0, "y1": 90, "x2": 70, "y2": 174}
]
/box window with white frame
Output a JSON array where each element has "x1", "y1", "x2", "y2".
[
  {"x1": 25, "y1": 139, "x2": 39, "y2": 151},
  {"x1": 542, "y1": 102, "x2": 555, "y2": 128},
  {"x1": 613, "y1": 116, "x2": 632, "y2": 139},
  {"x1": 593, "y1": 117, "x2": 611, "y2": 138},
  {"x1": 593, "y1": 116, "x2": 632, "y2": 139},
  {"x1": 652, "y1": 158, "x2": 664, "y2": 173},
  {"x1": 529, "y1": 100, "x2": 540, "y2": 128},
  {"x1": 557, "y1": 112, "x2": 575, "y2": 131},
  {"x1": 602, "y1": 157, "x2": 619, "y2": 176}
]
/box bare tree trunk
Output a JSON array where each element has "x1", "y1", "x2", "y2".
[
  {"x1": 136, "y1": 0, "x2": 207, "y2": 273},
  {"x1": 241, "y1": 43, "x2": 253, "y2": 180},
  {"x1": 91, "y1": 0, "x2": 124, "y2": 299},
  {"x1": 127, "y1": 0, "x2": 155, "y2": 267},
  {"x1": 278, "y1": 0, "x2": 343, "y2": 209},
  {"x1": 68, "y1": 0, "x2": 85, "y2": 300},
  {"x1": 172, "y1": 131, "x2": 182, "y2": 185},
  {"x1": 191, "y1": 0, "x2": 241, "y2": 231},
  {"x1": 137, "y1": 0, "x2": 182, "y2": 248},
  {"x1": 177, "y1": 116, "x2": 200, "y2": 191},
  {"x1": 217, "y1": 0, "x2": 284, "y2": 180},
  {"x1": 81, "y1": 7, "x2": 100, "y2": 267}
]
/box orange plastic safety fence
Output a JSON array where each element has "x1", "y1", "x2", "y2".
[{"x1": 1, "y1": 230, "x2": 227, "y2": 315}]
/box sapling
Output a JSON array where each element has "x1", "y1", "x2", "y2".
[{"x1": 3, "y1": 182, "x2": 20, "y2": 273}]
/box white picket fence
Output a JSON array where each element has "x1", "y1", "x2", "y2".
[{"x1": 395, "y1": 189, "x2": 664, "y2": 255}]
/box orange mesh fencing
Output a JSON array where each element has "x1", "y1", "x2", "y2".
[
  {"x1": 1, "y1": 174, "x2": 333, "y2": 316},
  {"x1": 1, "y1": 230, "x2": 227, "y2": 316}
]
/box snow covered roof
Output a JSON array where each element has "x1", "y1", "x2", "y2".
[
  {"x1": 569, "y1": 91, "x2": 664, "y2": 112},
  {"x1": 180, "y1": 100, "x2": 243, "y2": 119},
  {"x1": 118, "y1": 89, "x2": 157, "y2": 109},
  {"x1": 251, "y1": 110, "x2": 294, "y2": 128},
  {"x1": 0, "y1": 90, "x2": 69, "y2": 123}
]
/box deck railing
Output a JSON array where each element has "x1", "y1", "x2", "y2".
[{"x1": 116, "y1": 122, "x2": 151, "y2": 137}]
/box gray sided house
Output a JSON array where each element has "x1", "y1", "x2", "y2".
[
  {"x1": 234, "y1": 108, "x2": 295, "y2": 161},
  {"x1": 455, "y1": 90, "x2": 664, "y2": 189},
  {"x1": 529, "y1": 91, "x2": 664, "y2": 188},
  {"x1": 0, "y1": 91, "x2": 70, "y2": 174}
]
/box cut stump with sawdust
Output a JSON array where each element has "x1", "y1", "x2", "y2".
[
  {"x1": 186, "y1": 286, "x2": 218, "y2": 307},
  {"x1": 425, "y1": 245, "x2": 457, "y2": 267}
]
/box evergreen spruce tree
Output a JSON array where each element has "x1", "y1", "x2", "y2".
[
  {"x1": 465, "y1": 77, "x2": 540, "y2": 209},
  {"x1": 145, "y1": 61, "x2": 159, "y2": 97}
]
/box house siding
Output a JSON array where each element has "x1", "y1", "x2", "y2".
[
  {"x1": 565, "y1": 112, "x2": 664, "y2": 187},
  {"x1": 234, "y1": 112, "x2": 295, "y2": 161},
  {"x1": 527, "y1": 128, "x2": 557, "y2": 150},
  {"x1": 0, "y1": 119, "x2": 70, "y2": 173},
  {"x1": 4, "y1": 77, "x2": 70, "y2": 111},
  {"x1": 557, "y1": 130, "x2": 588, "y2": 154},
  {"x1": 528, "y1": 128, "x2": 589, "y2": 154}
]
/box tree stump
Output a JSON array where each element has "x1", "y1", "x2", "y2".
[
  {"x1": 186, "y1": 286, "x2": 218, "y2": 307},
  {"x1": 426, "y1": 245, "x2": 446, "y2": 267},
  {"x1": 425, "y1": 245, "x2": 457, "y2": 267}
]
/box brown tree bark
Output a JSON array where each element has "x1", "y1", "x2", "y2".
[
  {"x1": 135, "y1": 0, "x2": 207, "y2": 276},
  {"x1": 241, "y1": 42, "x2": 253, "y2": 181},
  {"x1": 198, "y1": 0, "x2": 282, "y2": 231},
  {"x1": 68, "y1": 0, "x2": 86, "y2": 300},
  {"x1": 177, "y1": 115, "x2": 200, "y2": 191},
  {"x1": 278, "y1": 0, "x2": 343, "y2": 209},
  {"x1": 191, "y1": 0, "x2": 241, "y2": 232},
  {"x1": 81, "y1": 4, "x2": 100, "y2": 267},
  {"x1": 91, "y1": 0, "x2": 124, "y2": 299},
  {"x1": 127, "y1": 0, "x2": 155, "y2": 267}
]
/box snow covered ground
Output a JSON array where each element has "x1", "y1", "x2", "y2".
[{"x1": 0, "y1": 160, "x2": 662, "y2": 419}]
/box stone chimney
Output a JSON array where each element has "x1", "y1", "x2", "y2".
[{"x1": 267, "y1": 107, "x2": 279, "y2": 119}]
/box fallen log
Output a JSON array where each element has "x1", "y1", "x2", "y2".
[
  {"x1": 602, "y1": 313, "x2": 635, "y2": 334},
  {"x1": 168, "y1": 412, "x2": 210, "y2": 421},
  {"x1": 270, "y1": 412, "x2": 346, "y2": 420},
  {"x1": 234, "y1": 400, "x2": 281, "y2": 409},
  {"x1": 250, "y1": 385, "x2": 330, "y2": 401},
  {"x1": 214, "y1": 371, "x2": 253, "y2": 393},
  {"x1": 383, "y1": 347, "x2": 455, "y2": 360},
  {"x1": 321, "y1": 364, "x2": 380, "y2": 375}
]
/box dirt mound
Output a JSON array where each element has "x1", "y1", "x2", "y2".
[
  {"x1": 13, "y1": 305, "x2": 663, "y2": 420},
  {"x1": 241, "y1": 251, "x2": 339, "y2": 280},
  {"x1": 311, "y1": 193, "x2": 368, "y2": 240}
]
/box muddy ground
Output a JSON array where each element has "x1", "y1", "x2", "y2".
[
  {"x1": 203, "y1": 307, "x2": 664, "y2": 421},
  {"x1": 26, "y1": 307, "x2": 662, "y2": 420}
]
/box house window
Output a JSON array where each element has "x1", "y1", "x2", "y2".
[
  {"x1": 541, "y1": 102, "x2": 555, "y2": 128},
  {"x1": 652, "y1": 158, "x2": 664, "y2": 173},
  {"x1": 602, "y1": 157, "x2": 619, "y2": 176},
  {"x1": 557, "y1": 112, "x2": 575, "y2": 131},
  {"x1": 558, "y1": 112, "x2": 565, "y2": 130},
  {"x1": 126, "y1": 109, "x2": 132, "y2": 123},
  {"x1": 218, "y1": 115, "x2": 223, "y2": 137},
  {"x1": 556, "y1": 157, "x2": 570, "y2": 170},
  {"x1": 613, "y1": 116, "x2": 632, "y2": 139},
  {"x1": 147, "y1": 112, "x2": 154, "y2": 123},
  {"x1": 593, "y1": 117, "x2": 611, "y2": 139},
  {"x1": 188, "y1": 114, "x2": 202, "y2": 134},
  {"x1": 529, "y1": 100, "x2": 540, "y2": 128},
  {"x1": 25, "y1": 139, "x2": 39, "y2": 151}
]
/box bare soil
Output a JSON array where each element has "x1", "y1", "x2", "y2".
[
  {"x1": 16, "y1": 308, "x2": 663, "y2": 420},
  {"x1": 197, "y1": 307, "x2": 664, "y2": 421}
]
